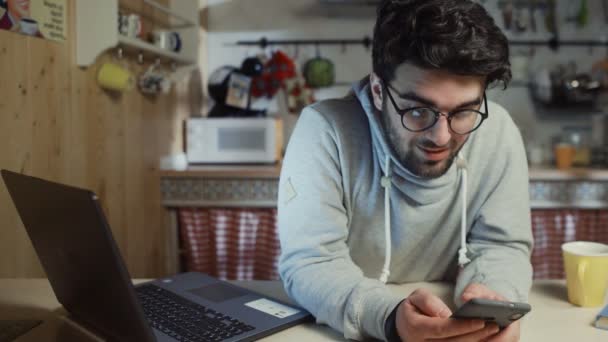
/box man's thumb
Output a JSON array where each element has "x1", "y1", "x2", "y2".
[{"x1": 407, "y1": 289, "x2": 453, "y2": 318}]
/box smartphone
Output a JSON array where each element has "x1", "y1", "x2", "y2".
[{"x1": 451, "y1": 298, "x2": 531, "y2": 328}]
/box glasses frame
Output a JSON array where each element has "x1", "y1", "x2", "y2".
[{"x1": 383, "y1": 82, "x2": 489, "y2": 135}]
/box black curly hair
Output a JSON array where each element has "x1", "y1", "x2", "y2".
[{"x1": 372, "y1": 0, "x2": 511, "y2": 89}]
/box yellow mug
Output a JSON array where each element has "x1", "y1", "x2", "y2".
[
  {"x1": 97, "y1": 62, "x2": 134, "y2": 92},
  {"x1": 562, "y1": 241, "x2": 608, "y2": 307}
]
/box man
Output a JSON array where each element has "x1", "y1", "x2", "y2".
[{"x1": 278, "y1": 0, "x2": 533, "y2": 341}]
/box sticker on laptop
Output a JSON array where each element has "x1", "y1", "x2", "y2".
[{"x1": 245, "y1": 298, "x2": 301, "y2": 319}]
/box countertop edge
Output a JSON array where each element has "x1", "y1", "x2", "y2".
[{"x1": 160, "y1": 165, "x2": 608, "y2": 181}]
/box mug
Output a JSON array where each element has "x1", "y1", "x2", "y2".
[
  {"x1": 127, "y1": 14, "x2": 142, "y2": 38},
  {"x1": 118, "y1": 14, "x2": 141, "y2": 38},
  {"x1": 160, "y1": 153, "x2": 188, "y2": 171},
  {"x1": 562, "y1": 241, "x2": 608, "y2": 307},
  {"x1": 138, "y1": 70, "x2": 171, "y2": 95},
  {"x1": 97, "y1": 62, "x2": 134, "y2": 92},
  {"x1": 118, "y1": 14, "x2": 129, "y2": 36},
  {"x1": 152, "y1": 30, "x2": 181, "y2": 52},
  {"x1": 20, "y1": 18, "x2": 39, "y2": 36}
]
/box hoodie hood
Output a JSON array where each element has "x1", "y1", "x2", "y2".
[{"x1": 352, "y1": 77, "x2": 461, "y2": 206}]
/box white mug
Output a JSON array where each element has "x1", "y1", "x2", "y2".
[
  {"x1": 118, "y1": 14, "x2": 129, "y2": 36},
  {"x1": 160, "y1": 153, "x2": 188, "y2": 171},
  {"x1": 19, "y1": 18, "x2": 39, "y2": 36},
  {"x1": 152, "y1": 30, "x2": 181, "y2": 52},
  {"x1": 138, "y1": 70, "x2": 171, "y2": 95},
  {"x1": 126, "y1": 14, "x2": 142, "y2": 38}
]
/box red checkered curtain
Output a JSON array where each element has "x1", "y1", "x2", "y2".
[
  {"x1": 531, "y1": 209, "x2": 608, "y2": 279},
  {"x1": 178, "y1": 208, "x2": 280, "y2": 280}
]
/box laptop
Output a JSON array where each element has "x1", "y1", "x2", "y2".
[{"x1": 1, "y1": 170, "x2": 312, "y2": 342}]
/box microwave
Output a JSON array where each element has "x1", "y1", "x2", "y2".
[{"x1": 186, "y1": 118, "x2": 283, "y2": 164}]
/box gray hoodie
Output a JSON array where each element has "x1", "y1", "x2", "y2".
[{"x1": 277, "y1": 78, "x2": 533, "y2": 340}]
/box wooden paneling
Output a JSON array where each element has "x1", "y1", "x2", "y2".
[{"x1": 0, "y1": 0, "x2": 205, "y2": 278}]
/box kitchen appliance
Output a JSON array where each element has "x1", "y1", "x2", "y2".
[
  {"x1": 186, "y1": 118, "x2": 283, "y2": 164},
  {"x1": 531, "y1": 66, "x2": 602, "y2": 108}
]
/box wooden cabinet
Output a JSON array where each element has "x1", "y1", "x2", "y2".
[
  {"x1": 529, "y1": 168, "x2": 608, "y2": 279},
  {"x1": 531, "y1": 209, "x2": 608, "y2": 279},
  {"x1": 160, "y1": 165, "x2": 280, "y2": 277}
]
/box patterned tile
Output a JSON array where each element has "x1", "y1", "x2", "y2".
[
  {"x1": 529, "y1": 181, "x2": 608, "y2": 208},
  {"x1": 161, "y1": 178, "x2": 279, "y2": 207}
]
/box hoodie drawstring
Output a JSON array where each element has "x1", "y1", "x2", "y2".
[
  {"x1": 378, "y1": 153, "x2": 470, "y2": 284},
  {"x1": 379, "y1": 155, "x2": 392, "y2": 283},
  {"x1": 456, "y1": 153, "x2": 471, "y2": 267}
]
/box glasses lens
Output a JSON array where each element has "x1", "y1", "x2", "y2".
[
  {"x1": 449, "y1": 110, "x2": 483, "y2": 134},
  {"x1": 402, "y1": 108, "x2": 437, "y2": 131}
]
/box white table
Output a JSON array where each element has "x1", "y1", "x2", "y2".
[{"x1": 0, "y1": 279, "x2": 605, "y2": 341}]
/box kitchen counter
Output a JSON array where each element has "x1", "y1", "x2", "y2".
[
  {"x1": 159, "y1": 165, "x2": 608, "y2": 210},
  {"x1": 159, "y1": 164, "x2": 608, "y2": 275},
  {"x1": 160, "y1": 164, "x2": 282, "y2": 179},
  {"x1": 529, "y1": 167, "x2": 608, "y2": 181},
  {"x1": 161, "y1": 164, "x2": 608, "y2": 181}
]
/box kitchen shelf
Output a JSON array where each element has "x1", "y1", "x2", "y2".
[
  {"x1": 142, "y1": 0, "x2": 196, "y2": 27},
  {"x1": 76, "y1": 0, "x2": 199, "y2": 67},
  {"x1": 117, "y1": 36, "x2": 196, "y2": 65}
]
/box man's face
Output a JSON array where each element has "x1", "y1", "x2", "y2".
[
  {"x1": 371, "y1": 63, "x2": 485, "y2": 179},
  {"x1": 7, "y1": 0, "x2": 30, "y2": 21}
]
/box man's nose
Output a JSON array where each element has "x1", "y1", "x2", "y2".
[{"x1": 426, "y1": 116, "x2": 452, "y2": 147}]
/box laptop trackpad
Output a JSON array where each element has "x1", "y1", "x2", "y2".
[{"x1": 189, "y1": 283, "x2": 248, "y2": 303}]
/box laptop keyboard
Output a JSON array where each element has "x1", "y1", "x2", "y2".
[{"x1": 136, "y1": 284, "x2": 255, "y2": 342}]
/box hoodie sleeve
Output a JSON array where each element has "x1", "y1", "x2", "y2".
[
  {"x1": 454, "y1": 112, "x2": 534, "y2": 305},
  {"x1": 278, "y1": 106, "x2": 404, "y2": 341}
]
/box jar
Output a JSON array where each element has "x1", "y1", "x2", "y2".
[
  {"x1": 555, "y1": 143, "x2": 576, "y2": 169},
  {"x1": 563, "y1": 127, "x2": 592, "y2": 168}
]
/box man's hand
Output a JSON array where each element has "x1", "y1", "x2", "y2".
[
  {"x1": 460, "y1": 283, "x2": 521, "y2": 342},
  {"x1": 395, "y1": 288, "x2": 499, "y2": 341}
]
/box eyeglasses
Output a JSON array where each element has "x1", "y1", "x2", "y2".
[{"x1": 383, "y1": 83, "x2": 488, "y2": 135}]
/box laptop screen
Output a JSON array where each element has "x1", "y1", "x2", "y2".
[{"x1": 1, "y1": 170, "x2": 155, "y2": 341}]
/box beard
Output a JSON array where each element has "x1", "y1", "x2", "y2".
[{"x1": 379, "y1": 108, "x2": 464, "y2": 179}]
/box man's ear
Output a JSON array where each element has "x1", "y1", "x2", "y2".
[{"x1": 369, "y1": 73, "x2": 384, "y2": 112}]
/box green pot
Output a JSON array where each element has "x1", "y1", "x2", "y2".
[{"x1": 304, "y1": 57, "x2": 335, "y2": 88}]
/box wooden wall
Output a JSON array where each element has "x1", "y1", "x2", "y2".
[{"x1": 0, "y1": 0, "x2": 205, "y2": 278}]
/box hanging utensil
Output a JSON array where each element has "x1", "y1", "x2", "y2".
[
  {"x1": 303, "y1": 45, "x2": 335, "y2": 89},
  {"x1": 529, "y1": 0, "x2": 537, "y2": 33},
  {"x1": 565, "y1": 0, "x2": 579, "y2": 23},
  {"x1": 502, "y1": 0, "x2": 514, "y2": 30},
  {"x1": 545, "y1": 0, "x2": 557, "y2": 36},
  {"x1": 577, "y1": 0, "x2": 589, "y2": 28},
  {"x1": 515, "y1": 5, "x2": 528, "y2": 33}
]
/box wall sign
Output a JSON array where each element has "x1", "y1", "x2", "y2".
[{"x1": 0, "y1": 0, "x2": 66, "y2": 42}]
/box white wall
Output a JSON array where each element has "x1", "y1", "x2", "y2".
[{"x1": 205, "y1": 0, "x2": 608, "y2": 152}]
